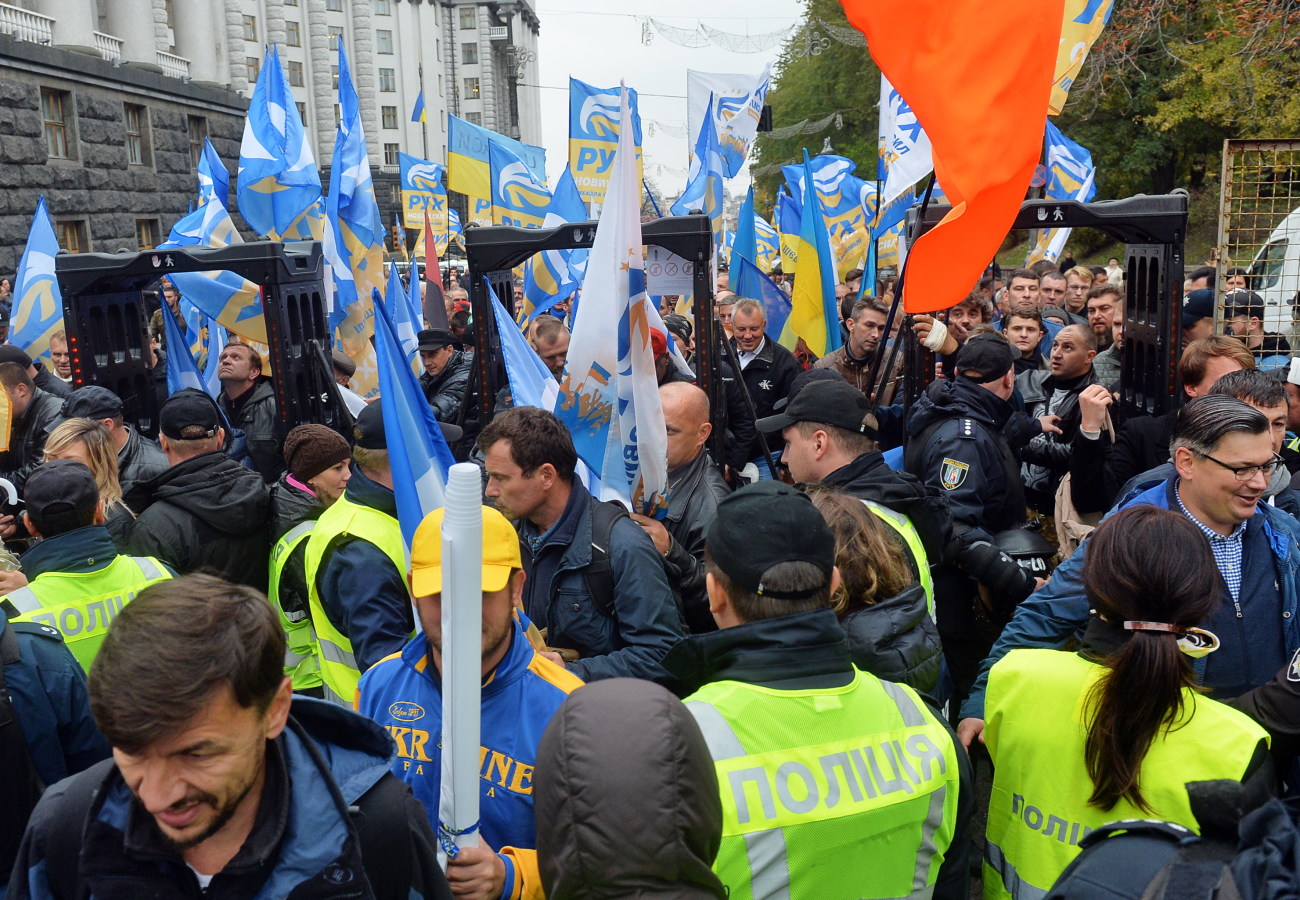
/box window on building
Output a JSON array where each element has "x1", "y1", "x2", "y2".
[
  {"x1": 387, "y1": 182, "x2": 401, "y2": 204},
  {"x1": 296, "y1": 101, "x2": 308, "y2": 123},
  {"x1": 464, "y1": 77, "x2": 479, "y2": 99},
  {"x1": 466, "y1": 111, "x2": 482, "y2": 126},
  {"x1": 242, "y1": 14, "x2": 257, "y2": 41},
  {"x1": 378, "y1": 67, "x2": 396, "y2": 92},
  {"x1": 41, "y1": 88, "x2": 72, "y2": 160},
  {"x1": 382, "y1": 105, "x2": 398, "y2": 129},
  {"x1": 374, "y1": 0, "x2": 392, "y2": 14},
  {"x1": 285, "y1": 20, "x2": 301, "y2": 46},
  {"x1": 135, "y1": 219, "x2": 160, "y2": 250},
  {"x1": 187, "y1": 115, "x2": 207, "y2": 169},
  {"x1": 459, "y1": 7, "x2": 476, "y2": 29},
  {"x1": 331, "y1": 66, "x2": 339, "y2": 90},
  {"x1": 124, "y1": 103, "x2": 150, "y2": 166},
  {"x1": 328, "y1": 26, "x2": 343, "y2": 50},
  {"x1": 384, "y1": 143, "x2": 400, "y2": 167},
  {"x1": 246, "y1": 57, "x2": 260, "y2": 83},
  {"x1": 376, "y1": 29, "x2": 393, "y2": 54},
  {"x1": 326, "y1": 0, "x2": 343, "y2": 11},
  {"x1": 287, "y1": 60, "x2": 304, "y2": 86},
  {"x1": 284, "y1": 0, "x2": 297, "y2": 5},
  {"x1": 461, "y1": 43, "x2": 477, "y2": 65},
  {"x1": 56, "y1": 220, "x2": 88, "y2": 254},
  {"x1": 334, "y1": 103, "x2": 341, "y2": 125}
]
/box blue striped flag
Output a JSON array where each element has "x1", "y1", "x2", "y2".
[
  {"x1": 11, "y1": 196, "x2": 64, "y2": 364},
  {"x1": 489, "y1": 280, "x2": 559, "y2": 411},
  {"x1": 522, "y1": 165, "x2": 588, "y2": 323},
  {"x1": 197, "y1": 138, "x2": 229, "y2": 209},
  {"x1": 490, "y1": 140, "x2": 551, "y2": 228},
  {"x1": 160, "y1": 202, "x2": 267, "y2": 344},
  {"x1": 386, "y1": 262, "x2": 418, "y2": 363},
  {"x1": 161, "y1": 295, "x2": 211, "y2": 396},
  {"x1": 671, "y1": 94, "x2": 725, "y2": 248}
]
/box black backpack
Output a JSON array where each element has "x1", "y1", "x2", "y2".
[{"x1": 582, "y1": 501, "x2": 683, "y2": 625}]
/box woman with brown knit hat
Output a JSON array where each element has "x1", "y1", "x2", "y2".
[{"x1": 268, "y1": 424, "x2": 352, "y2": 695}]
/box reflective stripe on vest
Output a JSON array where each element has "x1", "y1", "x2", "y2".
[
  {"x1": 268, "y1": 520, "x2": 321, "y2": 689},
  {"x1": 864, "y1": 501, "x2": 934, "y2": 619},
  {"x1": 6, "y1": 555, "x2": 173, "y2": 672},
  {"x1": 303, "y1": 493, "x2": 408, "y2": 705},
  {"x1": 983, "y1": 649, "x2": 1269, "y2": 900},
  {"x1": 687, "y1": 669, "x2": 959, "y2": 900}
]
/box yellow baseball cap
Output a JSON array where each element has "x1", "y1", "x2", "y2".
[{"x1": 410, "y1": 506, "x2": 522, "y2": 597}]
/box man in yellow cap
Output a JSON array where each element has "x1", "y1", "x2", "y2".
[{"x1": 356, "y1": 505, "x2": 582, "y2": 900}]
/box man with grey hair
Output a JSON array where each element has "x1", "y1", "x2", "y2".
[
  {"x1": 958, "y1": 394, "x2": 1300, "y2": 747},
  {"x1": 729, "y1": 297, "x2": 801, "y2": 478}
]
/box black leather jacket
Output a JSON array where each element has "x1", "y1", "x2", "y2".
[
  {"x1": 662, "y1": 450, "x2": 732, "y2": 634},
  {"x1": 0, "y1": 388, "x2": 63, "y2": 491}
]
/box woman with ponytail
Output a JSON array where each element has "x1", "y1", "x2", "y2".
[{"x1": 982, "y1": 505, "x2": 1273, "y2": 900}]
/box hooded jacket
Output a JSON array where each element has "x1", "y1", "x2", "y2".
[
  {"x1": 11, "y1": 697, "x2": 452, "y2": 900},
  {"x1": 535, "y1": 678, "x2": 726, "y2": 900},
  {"x1": 125, "y1": 451, "x2": 271, "y2": 590},
  {"x1": 841, "y1": 582, "x2": 943, "y2": 695}
]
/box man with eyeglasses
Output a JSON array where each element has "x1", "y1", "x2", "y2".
[{"x1": 956, "y1": 395, "x2": 1300, "y2": 749}]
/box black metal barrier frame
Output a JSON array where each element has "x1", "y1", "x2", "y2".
[
  {"x1": 55, "y1": 241, "x2": 350, "y2": 441},
  {"x1": 463, "y1": 214, "x2": 731, "y2": 467},
  {"x1": 905, "y1": 192, "x2": 1188, "y2": 418}
]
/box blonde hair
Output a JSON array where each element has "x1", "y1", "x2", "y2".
[
  {"x1": 44, "y1": 418, "x2": 128, "y2": 511},
  {"x1": 804, "y1": 485, "x2": 913, "y2": 613}
]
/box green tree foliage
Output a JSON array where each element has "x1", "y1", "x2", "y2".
[{"x1": 750, "y1": 0, "x2": 879, "y2": 216}]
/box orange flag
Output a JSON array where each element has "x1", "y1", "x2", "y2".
[{"x1": 839, "y1": 0, "x2": 1065, "y2": 313}]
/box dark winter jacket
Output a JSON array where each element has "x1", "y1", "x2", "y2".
[
  {"x1": 125, "y1": 451, "x2": 271, "y2": 590},
  {"x1": 10, "y1": 698, "x2": 453, "y2": 900},
  {"x1": 1109, "y1": 410, "x2": 1178, "y2": 505},
  {"x1": 517, "y1": 485, "x2": 683, "y2": 684},
  {"x1": 115, "y1": 426, "x2": 168, "y2": 500},
  {"x1": 32, "y1": 368, "x2": 70, "y2": 400},
  {"x1": 535, "y1": 679, "x2": 727, "y2": 900},
  {"x1": 0, "y1": 388, "x2": 63, "y2": 491},
  {"x1": 420, "y1": 348, "x2": 474, "y2": 423},
  {"x1": 219, "y1": 380, "x2": 283, "y2": 483},
  {"x1": 270, "y1": 472, "x2": 324, "y2": 541},
  {"x1": 731, "y1": 335, "x2": 801, "y2": 458},
  {"x1": 662, "y1": 451, "x2": 731, "y2": 634},
  {"x1": 1016, "y1": 367, "x2": 1101, "y2": 496},
  {"x1": 841, "y1": 582, "x2": 943, "y2": 695},
  {"x1": 821, "y1": 450, "x2": 953, "y2": 566}
]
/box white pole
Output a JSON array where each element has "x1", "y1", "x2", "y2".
[{"x1": 437, "y1": 462, "x2": 483, "y2": 867}]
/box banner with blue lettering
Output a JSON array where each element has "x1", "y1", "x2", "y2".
[
  {"x1": 686, "y1": 66, "x2": 772, "y2": 178},
  {"x1": 568, "y1": 78, "x2": 642, "y2": 207},
  {"x1": 399, "y1": 152, "x2": 449, "y2": 251}
]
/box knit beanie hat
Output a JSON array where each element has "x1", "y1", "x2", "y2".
[{"x1": 283, "y1": 424, "x2": 351, "y2": 483}]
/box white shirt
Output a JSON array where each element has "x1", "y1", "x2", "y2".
[{"x1": 737, "y1": 337, "x2": 766, "y2": 370}]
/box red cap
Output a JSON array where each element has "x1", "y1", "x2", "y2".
[{"x1": 650, "y1": 329, "x2": 668, "y2": 358}]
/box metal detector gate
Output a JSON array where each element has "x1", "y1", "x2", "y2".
[
  {"x1": 55, "y1": 241, "x2": 349, "y2": 440},
  {"x1": 463, "y1": 215, "x2": 726, "y2": 464},
  {"x1": 907, "y1": 192, "x2": 1188, "y2": 417}
]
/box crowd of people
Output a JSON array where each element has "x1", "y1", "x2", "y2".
[{"x1": 5, "y1": 256, "x2": 1300, "y2": 900}]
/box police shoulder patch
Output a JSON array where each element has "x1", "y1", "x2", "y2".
[
  {"x1": 1287, "y1": 647, "x2": 1300, "y2": 683},
  {"x1": 940, "y1": 458, "x2": 970, "y2": 490}
]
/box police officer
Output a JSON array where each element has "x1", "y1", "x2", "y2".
[
  {"x1": 662, "y1": 482, "x2": 972, "y2": 900},
  {"x1": 1, "y1": 460, "x2": 174, "y2": 672},
  {"x1": 904, "y1": 333, "x2": 1041, "y2": 707}
]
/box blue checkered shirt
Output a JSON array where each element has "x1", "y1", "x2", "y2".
[{"x1": 1175, "y1": 483, "x2": 1246, "y2": 604}]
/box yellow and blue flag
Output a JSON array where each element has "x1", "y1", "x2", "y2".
[
  {"x1": 11, "y1": 196, "x2": 63, "y2": 364},
  {"x1": 447, "y1": 114, "x2": 546, "y2": 206},
  {"x1": 161, "y1": 296, "x2": 212, "y2": 397},
  {"x1": 411, "y1": 90, "x2": 427, "y2": 123},
  {"x1": 754, "y1": 213, "x2": 779, "y2": 272},
  {"x1": 1050, "y1": 0, "x2": 1114, "y2": 115},
  {"x1": 781, "y1": 155, "x2": 876, "y2": 268},
  {"x1": 568, "y1": 77, "x2": 642, "y2": 207},
  {"x1": 490, "y1": 140, "x2": 551, "y2": 229},
  {"x1": 197, "y1": 138, "x2": 229, "y2": 209},
  {"x1": 670, "y1": 94, "x2": 725, "y2": 248},
  {"x1": 448, "y1": 208, "x2": 464, "y2": 248},
  {"x1": 775, "y1": 190, "x2": 800, "y2": 270},
  {"x1": 237, "y1": 45, "x2": 323, "y2": 241},
  {"x1": 160, "y1": 202, "x2": 267, "y2": 344},
  {"x1": 1028, "y1": 121, "x2": 1097, "y2": 263},
  {"x1": 522, "y1": 165, "x2": 588, "y2": 323},
  {"x1": 734, "y1": 254, "x2": 793, "y2": 350},
  {"x1": 399, "y1": 152, "x2": 449, "y2": 253},
  {"x1": 789, "y1": 150, "x2": 842, "y2": 358},
  {"x1": 728, "y1": 186, "x2": 759, "y2": 292}
]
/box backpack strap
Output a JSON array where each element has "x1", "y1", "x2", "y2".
[{"x1": 582, "y1": 501, "x2": 629, "y2": 620}]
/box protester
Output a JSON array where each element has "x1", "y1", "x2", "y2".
[
  {"x1": 535, "y1": 679, "x2": 726, "y2": 900},
  {"x1": 1003, "y1": 304, "x2": 1047, "y2": 374},
  {"x1": 11, "y1": 575, "x2": 453, "y2": 900},
  {"x1": 528, "y1": 315, "x2": 570, "y2": 378},
  {"x1": 1085, "y1": 284, "x2": 1121, "y2": 351},
  {"x1": 1005, "y1": 268, "x2": 1041, "y2": 308},
  {"x1": 960, "y1": 396, "x2": 1300, "y2": 747},
  {"x1": 1063, "y1": 265, "x2": 1094, "y2": 315},
  {"x1": 358, "y1": 505, "x2": 583, "y2": 900},
  {"x1": 806, "y1": 484, "x2": 942, "y2": 693},
  {"x1": 126, "y1": 388, "x2": 271, "y2": 590},
  {"x1": 331, "y1": 348, "x2": 369, "y2": 416},
  {"x1": 1091, "y1": 313, "x2": 1123, "y2": 386},
  {"x1": 43, "y1": 418, "x2": 137, "y2": 548},
  {"x1": 1182, "y1": 288, "x2": 1217, "y2": 342},
  {"x1": 1, "y1": 460, "x2": 174, "y2": 672},
  {"x1": 662, "y1": 482, "x2": 971, "y2": 900},
  {"x1": 477, "y1": 406, "x2": 682, "y2": 682},
  {"x1": 729, "y1": 297, "x2": 801, "y2": 478},
  {"x1": 48, "y1": 331, "x2": 72, "y2": 387},
  {"x1": 983, "y1": 506, "x2": 1272, "y2": 899},
  {"x1": 418, "y1": 327, "x2": 474, "y2": 422},
  {"x1": 0, "y1": 344, "x2": 71, "y2": 400},
  {"x1": 267, "y1": 424, "x2": 352, "y2": 693},
  {"x1": 0, "y1": 361, "x2": 63, "y2": 492},
  {"x1": 813, "y1": 297, "x2": 896, "y2": 398},
  {"x1": 216, "y1": 341, "x2": 283, "y2": 482},
  {"x1": 60, "y1": 385, "x2": 169, "y2": 503},
  {"x1": 629, "y1": 382, "x2": 731, "y2": 634},
  {"x1": 1225, "y1": 289, "x2": 1292, "y2": 366}
]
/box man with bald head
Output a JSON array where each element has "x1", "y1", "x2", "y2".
[
  {"x1": 1016, "y1": 323, "x2": 1101, "y2": 514},
  {"x1": 630, "y1": 382, "x2": 731, "y2": 633}
]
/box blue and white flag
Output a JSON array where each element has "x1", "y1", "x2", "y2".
[
  {"x1": 237, "y1": 45, "x2": 323, "y2": 241},
  {"x1": 877, "y1": 73, "x2": 933, "y2": 208},
  {"x1": 161, "y1": 297, "x2": 210, "y2": 396},
  {"x1": 554, "y1": 86, "x2": 669, "y2": 517},
  {"x1": 1028, "y1": 120, "x2": 1097, "y2": 263},
  {"x1": 686, "y1": 66, "x2": 772, "y2": 178},
  {"x1": 728, "y1": 186, "x2": 759, "y2": 293},
  {"x1": 568, "y1": 78, "x2": 643, "y2": 205},
  {"x1": 160, "y1": 202, "x2": 267, "y2": 344},
  {"x1": 386, "y1": 262, "x2": 419, "y2": 362},
  {"x1": 522, "y1": 165, "x2": 589, "y2": 323},
  {"x1": 489, "y1": 280, "x2": 559, "y2": 411},
  {"x1": 197, "y1": 138, "x2": 229, "y2": 209},
  {"x1": 448, "y1": 209, "x2": 464, "y2": 248},
  {"x1": 11, "y1": 196, "x2": 63, "y2": 363},
  {"x1": 490, "y1": 140, "x2": 552, "y2": 228},
  {"x1": 754, "y1": 212, "x2": 779, "y2": 272},
  {"x1": 201, "y1": 317, "x2": 228, "y2": 396},
  {"x1": 373, "y1": 289, "x2": 456, "y2": 554},
  {"x1": 671, "y1": 94, "x2": 725, "y2": 248},
  {"x1": 733, "y1": 254, "x2": 793, "y2": 348}
]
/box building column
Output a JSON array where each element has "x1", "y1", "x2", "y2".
[
  {"x1": 33, "y1": 0, "x2": 97, "y2": 52},
  {"x1": 349, "y1": 0, "x2": 380, "y2": 167},
  {"x1": 264, "y1": 0, "x2": 287, "y2": 49},
  {"x1": 174, "y1": 1, "x2": 220, "y2": 82},
  {"x1": 307, "y1": 0, "x2": 335, "y2": 165},
  {"x1": 103, "y1": 0, "x2": 160, "y2": 66},
  {"x1": 225, "y1": 0, "x2": 249, "y2": 94}
]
